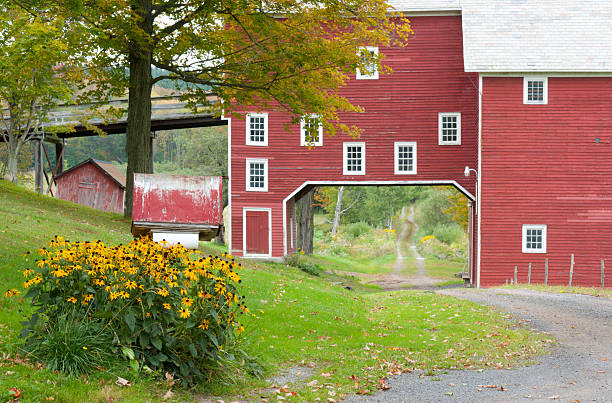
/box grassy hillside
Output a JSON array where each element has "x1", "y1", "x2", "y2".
[{"x1": 0, "y1": 180, "x2": 552, "y2": 402}]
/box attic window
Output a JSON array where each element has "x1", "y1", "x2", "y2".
[
  {"x1": 300, "y1": 115, "x2": 323, "y2": 146},
  {"x1": 246, "y1": 113, "x2": 268, "y2": 146},
  {"x1": 356, "y1": 46, "x2": 379, "y2": 80},
  {"x1": 524, "y1": 77, "x2": 548, "y2": 104}
]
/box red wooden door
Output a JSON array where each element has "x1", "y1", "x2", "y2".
[
  {"x1": 77, "y1": 181, "x2": 97, "y2": 208},
  {"x1": 245, "y1": 210, "x2": 269, "y2": 255}
]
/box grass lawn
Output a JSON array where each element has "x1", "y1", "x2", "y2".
[{"x1": 0, "y1": 180, "x2": 552, "y2": 402}]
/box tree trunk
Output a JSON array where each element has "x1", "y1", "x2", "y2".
[
  {"x1": 5, "y1": 139, "x2": 20, "y2": 184},
  {"x1": 296, "y1": 186, "x2": 316, "y2": 254},
  {"x1": 124, "y1": 0, "x2": 153, "y2": 217},
  {"x1": 331, "y1": 186, "x2": 344, "y2": 235}
]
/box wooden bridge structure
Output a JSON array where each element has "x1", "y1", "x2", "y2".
[{"x1": 2, "y1": 95, "x2": 226, "y2": 195}]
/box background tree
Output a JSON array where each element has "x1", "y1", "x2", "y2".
[
  {"x1": 0, "y1": 6, "x2": 76, "y2": 184},
  {"x1": 22, "y1": 0, "x2": 412, "y2": 216}
]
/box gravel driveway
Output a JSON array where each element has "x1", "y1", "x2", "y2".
[{"x1": 345, "y1": 288, "x2": 612, "y2": 403}]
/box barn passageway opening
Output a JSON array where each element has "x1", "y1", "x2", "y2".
[{"x1": 291, "y1": 184, "x2": 474, "y2": 289}]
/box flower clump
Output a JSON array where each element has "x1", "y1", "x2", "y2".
[{"x1": 22, "y1": 235, "x2": 248, "y2": 382}]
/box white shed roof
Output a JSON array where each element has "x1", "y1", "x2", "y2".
[
  {"x1": 387, "y1": 0, "x2": 460, "y2": 12},
  {"x1": 461, "y1": 0, "x2": 612, "y2": 72}
]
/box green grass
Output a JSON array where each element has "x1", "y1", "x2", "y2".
[
  {"x1": 424, "y1": 258, "x2": 466, "y2": 280},
  {"x1": 500, "y1": 284, "x2": 611, "y2": 298},
  {"x1": 0, "y1": 180, "x2": 552, "y2": 401},
  {"x1": 303, "y1": 252, "x2": 396, "y2": 275}
]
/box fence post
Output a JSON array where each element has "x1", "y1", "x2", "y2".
[
  {"x1": 545, "y1": 258, "x2": 548, "y2": 285},
  {"x1": 602, "y1": 260, "x2": 605, "y2": 289},
  {"x1": 528, "y1": 263, "x2": 532, "y2": 285},
  {"x1": 514, "y1": 266, "x2": 518, "y2": 285},
  {"x1": 569, "y1": 254, "x2": 574, "y2": 286}
]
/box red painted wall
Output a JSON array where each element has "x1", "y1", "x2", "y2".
[
  {"x1": 56, "y1": 163, "x2": 124, "y2": 214},
  {"x1": 230, "y1": 15, "x2": 478, "y2": 260},
  {"x1": 480, "y1": 76, "x2": 612, "y2": 287}
]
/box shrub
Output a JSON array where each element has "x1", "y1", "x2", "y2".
[
  {"x1": 21, "y1": 236, "x2": 248, "y2": 383},
  {"x1": 25, "y1": 311, "x2": 113, "y2": 376},
  {"x1": 431, "y1": 223, "x2": 464, "y2": 245},
  {"x1": 283, "y1": 253, "x2": 324, "y2": 276},
  {"x1": 345, "y1": 221, "x2": 372, "y2": 239}
]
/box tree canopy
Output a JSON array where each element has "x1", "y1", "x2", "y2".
[{"x1": 12, "y1": 0, "x2": 413, "y2": 215}]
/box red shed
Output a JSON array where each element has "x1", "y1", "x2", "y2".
[
  {"x1": 55, "y1": 159, "x2": 125, "y2": 214},
  {"x1": 131, "y1": 174, "x2": 223, "y2": 248}
]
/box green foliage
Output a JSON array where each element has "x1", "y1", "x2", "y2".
[
  {"x1": 21, "y1": 236, "x2": 248, "y2": 384},
  {"x1": 24, "y1": 311, "x2": 113, "y2": 376},
  {"x1": 283, "y1": 253, "x2": 323, "y2": 276},
  {"x1": 431, "y1": 223, "x2": 464, "y2": 245},
  {"x1": 345, "y1": 221, "x2": 372, "y2": 239}
]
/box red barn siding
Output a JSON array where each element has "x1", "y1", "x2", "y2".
[
  {"x1": 56, "y1": 163, "x2": 124, "y2": 214},
  {"x1": 480, "y1": 76, "x2": 612, "y2": 287},
  {"x1": 229, "y1": 15, "x2": 478, "y2": 261}
]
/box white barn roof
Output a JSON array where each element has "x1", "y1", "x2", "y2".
[
  {"x1": 461, "y1": 0, "x2": 612, "y2": 72},
  {"x1": 387, "y1": 0, "x2": 460, "y2": 12}
]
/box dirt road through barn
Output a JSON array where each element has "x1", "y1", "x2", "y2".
[{"x1": 346, "y1": 288, "x2": 612, "y2": 402}]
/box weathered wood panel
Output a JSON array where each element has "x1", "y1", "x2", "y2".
[
  {"x1": 481, "y1": 76, "x2": 612, "y2": 287},
  {"x1": 132, "y1": 174, "x2": 223, "y2": 226}
]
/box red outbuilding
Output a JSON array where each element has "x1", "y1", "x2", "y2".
[{"x1": 55, "y1": 159, "x2": 125, "y2": 214}]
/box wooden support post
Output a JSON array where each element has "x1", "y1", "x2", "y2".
[
  {"x1": 545, "y1": 258, "x2": 549, "y2": 285},
  {"x1": 33, "y1": 139, "x2": 44, "y2": 194},
  {"x1": 514, "y1": 266, "x2": 518, "y2": 285},
  {"x1": 602, "y1": 260, "x2": 605, "y2": 289},
  {"x1": 505, "y1": 279, "x2": 508, "y2": 286},
  {"x1": 569, "y1": 254, "x2": 574, "y2": 286},
  {"x1": 55, "y1": 141, "x2": 64, "y2": 175},
  {"x1": 149, "y1": 132, "x2": 155, "y2": 173},
  {"x1": 528, "y1": 262, "x2": 532, "y2": 285}
]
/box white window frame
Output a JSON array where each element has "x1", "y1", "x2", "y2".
[
  {"x1": 523, "y1": 76, "x2": 548, "y2": 105},
  {"x1": 356, "y1": 46, "x2": 379, "y2": 80},
  {"x1": 300, "y1": 115, "x2": 323, "y2": 147},
  {"x1": 343, "y1": 142, "x2": 366, "y2": 175},
  {"x1": 245, "y1": 158, "x2": 268, "y2": 192},
  {"x1": 245, "y1": 113, "x2": 268, "y2": 146},
  {"x1": 438, "y1": 112, "x2": 461, "y2": 145},
  {"x1": 394, "y1": 142, "x2": 417, "y2": 175},
  {"x1": 522, "y1": 224, "x2": 547, "y2": 254},
  {"x1": 243, "y1": 207, "x2": 272, "y2": 258}
]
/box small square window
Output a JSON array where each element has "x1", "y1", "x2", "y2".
[
  {"x1": 438, "y1": 113, "x2": 461, "y2": 145},
  {"x1": 356, "y1": 46, "x2": 379, "y2": 80},
  {"x1": 300, "y1": 115, "x2": 323, "y2": 146},
  {"x1": 523, "y1": 77, "x2": 548, "y2": 104},
  {"x1": 246, "y1": 113, "x2": 268, "y2": 146},
  {"x1": 394, "y1": 142, "x2": 417, "y2": 175},
  {"x1": 246, "y1": 158, "x2": 268, "y2": 192},
  {"x1": 522, "y1": 224, "x2": 547, "y2": 253},
  {"x1": 343, "y1": 142, "x2": 365, "y2": 175}
]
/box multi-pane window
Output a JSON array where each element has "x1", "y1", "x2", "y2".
[
  {"x1": 246, "y1": 159, "x2": 268, "y2": 191},
  {"x1": 438, "y1": 112, "x2": 461, "y2": 145},
  {"x1": 522, "y1": 224, "x2": 547, "y2": 253},
  {"x1": 394, "y1": 142, "x2": 417, "y2": 175},
  {"x1": 356, "y1": 46, "x2": 379, "y2": 80},
  {"x1": 246, "y1": 113, "x2": 268, "y2": 146},
  {"x1": 523, "y1": 77, "x2": 548, "y2": 104},
  {"x1": 300, "y1": 115, "x2": 323, "y2": 146},
  {"x1": 343, "y1": 142, "x2": 365, "y2": 175}
]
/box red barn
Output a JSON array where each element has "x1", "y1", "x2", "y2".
[
  {"x1": 55, "y1": 159, "x2": 125, "y2": 214},
  {"x1": 227, "y1": 0, "x2": 612, "y2": 288}
]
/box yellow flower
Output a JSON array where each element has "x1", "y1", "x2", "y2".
[
  {"x1": 198, "y1": 320, "x2": 209, "y2": 330},
  {"x1": 157, "y1": 287, "x2": 169, "y2": 297},
  {"x1": 180, "y1": 288, "x2": 187, "y2": 295},
  {"x1": 84, "y1": 294, "x2": 94, "y2": 302},
  {"x1": 3, "y1": 289, "x2": 20, "y2": 298},
  {"x1": 179, "y1": 307, "x2": 191, "y2": 318},
  {"x1": 125, "y1": 280, "x2": 137, "y2": 290},
  {"x1": 23, "y1": 269, "x2": 34, "y2": 278},
  {"x1": 109, "y1": 291, "x2": 120, "y2": 301},
  {"x1": 182, "y1": 297, "x2": 194, "y2": 307},
  {"x1": 66, "y1": 296, "x2": 77, "y2": 304},
  {"x1": 163, "y1": 303, "x2": 171, "y2": 310},
  {"x1": 52, "y1": 269, "x2": 68, "y2": 278}
]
